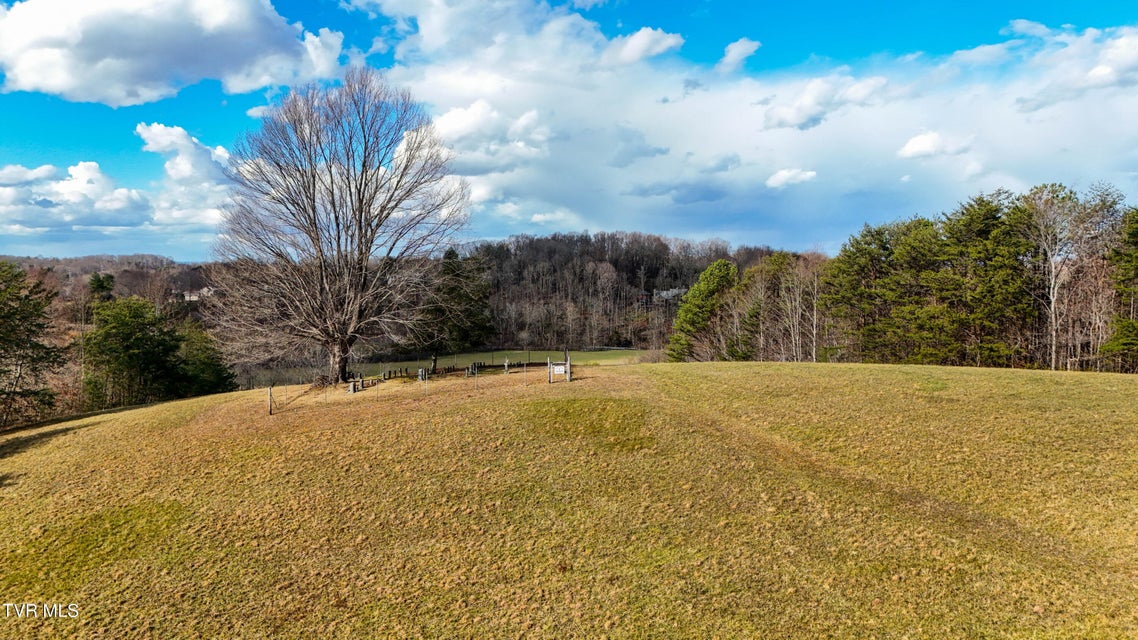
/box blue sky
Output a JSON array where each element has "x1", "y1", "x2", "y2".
[{"x1": 2, "y1": 0, "x2": 1138, "y2": 261}]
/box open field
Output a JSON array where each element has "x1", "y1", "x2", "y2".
[
  {"x1": 245, "y1": 349, "x2": 652, "y2": 387},
  {"x1": 2, "y1": 363, "x2": 1137, "y2": 637},
  {"x1": 363, "y1": 349, "x2": 652, "y2": 373}
]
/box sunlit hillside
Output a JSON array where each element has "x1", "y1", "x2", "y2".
[{"x1": 2, "y1": 363, "x2": 1136, "y2": 638}]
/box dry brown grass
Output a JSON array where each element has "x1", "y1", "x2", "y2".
[{"x1": 1, "y1": 362, "x2": 1136, "y2": 638}]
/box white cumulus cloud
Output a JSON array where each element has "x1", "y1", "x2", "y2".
[
  {"x1": 764, "y1": 75, "x2": 887, "y2": 130},
  {"x1": 0, "y1": 120, "x2": 233, "y2": 242},
  {"x1": 950, "y1": 42, "x2": 1019, "y2": 66},
  {"x1": 897, "y1": 132, "x2": 972, "y2": 158},
  {"x1": 531, "y1": 208, "x2": 583, "y2": 227},
  {"x1": 1004, "y1": 19, "x2": 1052, "y2": 38},
  {"x1": 0, "y1": 0, "x2": 344, "y2": 106},
  {"x1": 765, "y1": 169, "x2": 817, "y2": 189},
  {"x1": 433, "y1": 100, "x2": 550, "y2": 175},
  {"x1": 602, "y1": 27, "x2": 684, "y2": 66},
  {"x1": 135, "y1": 122, "x2": 231, "y2": 227},
  {"x1": 0, "y1": 161, "x2": 150, "y2": 231},
  {"x1": 715, "y1": 38, "x2": 761, "y2": 74},
  {"x1": 0, "y1": 164, "x2": 57, "y2": 186},
  {"x1": 434, "y1": 100, "x2": 502, "y2": 143}
]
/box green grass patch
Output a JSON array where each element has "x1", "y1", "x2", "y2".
[
  {"x1": 245, "y1": 349, "x2": 651, "y2": 386},
  {"x1": 523, "y1": 397, "x2": 657, "y2": 451},
  {"x1": 2, "y1": 501, "x2": 188, "y2": 596},
  {"x1": 360, "y1": 349, "x2": 650, "y2": 375}
]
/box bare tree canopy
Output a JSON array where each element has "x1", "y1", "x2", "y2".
[{"x1": 210, "y1": 67, "x2": 468, "y2": 382}]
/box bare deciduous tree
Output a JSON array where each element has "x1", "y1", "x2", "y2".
[
  {"x1": 1063, "y1": 184, "x2": 1125, "y2": 369},
  {"x1": 1019, "y1": 184, "x2": 1079, "y2": 370},
  {"x1": 209, "y1": 67, "x2": 468, "y2": 383}
]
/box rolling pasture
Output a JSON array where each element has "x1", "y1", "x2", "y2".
[{"x1": 1, "y1": 363, "x2": 1136, "y2": 638}]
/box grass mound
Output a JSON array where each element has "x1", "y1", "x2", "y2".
[{"x1": 1, "y1": 363, "x2": 1136, "y2": 637}]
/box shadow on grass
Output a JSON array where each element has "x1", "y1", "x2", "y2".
[
  {"x1": 0, "y1": 425, "x2": 89, "y2": 462},
  {"x1": 0, "y1": 401, "x2": 154, "y2": 437},
  {"x1": 266, "y1": 384, "x2": 330, "y2": 414},
  {"x1": 0, "y1": 472, "x2": 18, "y2": 488}
]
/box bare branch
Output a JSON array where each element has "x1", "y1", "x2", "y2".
[{"x1": 208, "y1": 67, "x2": 469, "y2": 382}]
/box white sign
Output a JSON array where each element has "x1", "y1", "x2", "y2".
[{"x1": 553, "y1": 365, "x2": 566, "y2": 375}]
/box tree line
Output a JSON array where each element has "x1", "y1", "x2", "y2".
[
  {"x1": 469, "y1": 232, "x2": 776, "y2": 352},
  {"x1": 668, "y1": 183, "x2": 1138, "y2": 372},
  {"x1": 0, "y1": 265, "x2": 234, "y2": 430},
  {"x1": 4, "y1": 180, "x2": 1137, "y2": 428},
  {"x1": 0, "y1": 228, "x2": 757, "y2": 426}
]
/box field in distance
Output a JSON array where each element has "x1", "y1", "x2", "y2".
[
  {"x1": 368, "y1": 348, "x2": 652, "y2": 372},
  {"x1": 1, "y1": 362, "x2": 1136, "y2": 638},
  {"x1": 248, "y1": 348, "x2": 652, "y2": 387}
]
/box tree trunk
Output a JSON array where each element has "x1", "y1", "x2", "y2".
[
  {"x1": 328, "y1": 340, "x2": 352, "y2": 383},
  {"x1": 1049, "y1": 304, "x2": 1059, "y2": 371}
]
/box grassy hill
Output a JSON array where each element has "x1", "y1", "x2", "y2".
[{"x1": 1, "y1": 363, "x2": 1136, "y2": 638}]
